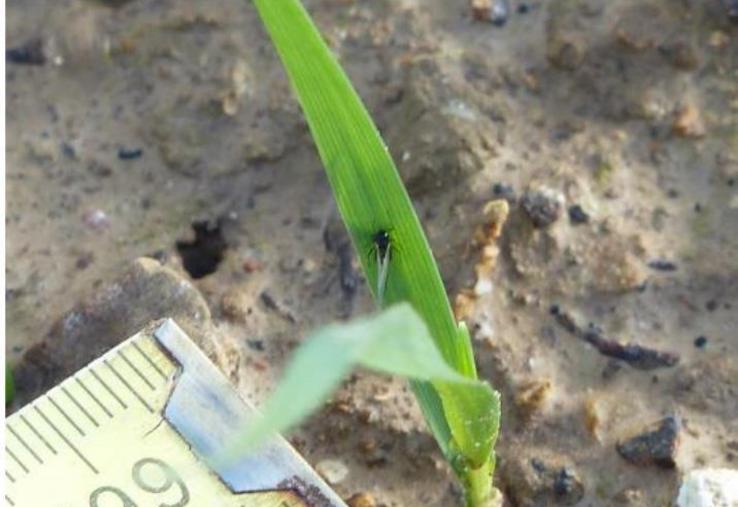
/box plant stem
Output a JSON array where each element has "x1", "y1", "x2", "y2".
[{"x1": 465, "y1": 461, "x2": 493, "y2": 507}]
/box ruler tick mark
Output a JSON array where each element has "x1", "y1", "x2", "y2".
[
  {"x1": 5, "y1": 494, "x2": 15, "y2": 506},
  {"x1": 7, "y1": 424, "x2": 43, "y2": 464},
  {"x1": 49, "y1": 394, "x2": 86, "y2": 436},
  {"x1": 5, "y1": 470, "x2": 16, "y2": 483},
  {"x1": 132, "y1": 340, "x2": 168, "y2": 380},
  {"x1": 90, "y1": 368, "x2": 127, "y2": 409},
  {"x1": 20, "y1": 414, "x2": 57, "y2": 454},
  {"x1": 119, "y1": 348, "x2": 156, "y2": 390},
  {"x1": 34, "y1": 406, "x2": 99, "y2": 475},
  {"x1": 62, "y1": 385, "x2": 99, "y2": 427},
  {"x1": 6, "y1": 447, "x2": 29, "y2": 474},
  {"x1": 104, "y1": 360, "x2": 154, "y2": 413},
  {"x1": 75, "y1": 377, "x2": 113, "y2": 418}
]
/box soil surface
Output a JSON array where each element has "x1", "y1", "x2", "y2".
[{"x1": 6, "y1": 0, "x2": 738, "y2": 506}]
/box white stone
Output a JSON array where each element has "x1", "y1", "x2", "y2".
[
  {"x1": 315, "y1": 459, "x2": 349, "y2": 485},
  {"x1": 676, "y1": 468, "x2": 738, "y2": 507}
]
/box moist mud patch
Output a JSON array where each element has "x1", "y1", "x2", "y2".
[{"x1": 176, "y1": 221, "x2": 227, "y2": 279}]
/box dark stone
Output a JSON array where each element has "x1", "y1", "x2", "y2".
[
  {"x1": 693, "y1": 336, "x2": 707, "y2": 349},
  {"x1": 247, "y1": 339, "x2": 265, "y2": 352},
  {"x1": 647, "y1": 259, "x2": 677, "y2": 272},
  {"x1": 617, "y1": 416, "x2": 680, "y2": 468},
  {"x1": 568, "y1": 204, "x2": 590, "y2": 224},
  {"x1": 521, "y1": 188, "x2": 563, "y2": 228},
  {"x1": 118, "y1": 147, "x2": 143, "y2": 160},
  {"x1": 6, "y1": 39, "x2": 45, "y2": 65},
  {"x1": 492, "y1": 182, "x2": 516, "y2": 201},
  {"x1": 553, "y1": 467, "x2": 584, "y2": 504}
]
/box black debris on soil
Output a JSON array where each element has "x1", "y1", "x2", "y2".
[
  {"x1": 551, "y1": 305, "x2": 679, "y2": 370},
  {"x1": 176, "y1": 220, "x2": 227, "y2": 279},
  {"x1": 617, "y1": 416, "x2": 680, "y2": 468},
  {"x1": 6, "y1": 39, "x2": 45, "y2": 65},
  {"x1": 526, "y1": 459, "x2": 585, "y2": 506},
  {"x1": 247, "y1": 339, "x2": 265, "y2": 352},
  {"x1": 552, "y1": 467, "x2": 584, "y2": 504},
  {"x1": 648, "y1": 259, "x2": 678, "y2": 272},
  {"x1": 118, "y1": 147, "x2": 143, "y2": 160},
  {"x1": 260, "y1": 290, "x2": 296, "y2": 323},
  {"x1": 492, "y1": 182, "x2": 516, "y2": 202},
  {"x1": 693, "y1": 336, "x2": 708, "y2": 349},
  {"x1": 568, "y1": 204, "x2": 590, "y2": 224},
  {"x1": 521, "y1": 188, "x2": 563, "y2": 228}
]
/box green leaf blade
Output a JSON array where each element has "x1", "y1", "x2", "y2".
[
  {"x1": 225, "y1": 304, "x2": 466, "y2": 455},
  {"x1": 251, "y1": 0, "x2": 462, "y2": 371}
]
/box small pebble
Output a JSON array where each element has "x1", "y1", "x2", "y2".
[
  {"x1": 677, "y1": 468, "x2": 738, "y2": 507},
  {"x1": 347, "y1": 493, "x2": 376, "y2": 507},
  {"x1": 82, "y1": 209, "x2": 110, "y2": 230},
  {"x1": 246, "y1": 339, "x2": 264, "y2": 351},
  {"x1": 490, "y1": 0, "x2": 510, "y2": 26},
  {"x1": 75, "y1": 252, "x2": 94, "y2": 270},
  {"x1": 521, "y1": 187, "x2": 564, "y2": 228},
  {"x1": 118, "y1": 147, "x2": 143, "y2": 160},
  {"x1": 517, "y1": 2, "x2": 530, "y2": 14},
  {"x1": 553, "y1": 467, "x2": 584, "y2": 501},
  {"x1": 492, "y1": 182, "x2": 516, "y2": 201},
  {"x1": 568, "y1": 204, "x2": 590, "y2": 224},
  {"x1": 648, "y1": 259, "x2": 678, "y2": 272},
  {"x1": 315, "y1": 459, "x2": 349, "y2": 485},
  {"x1": 693, "y1": 336, "x2": 707, "y2": 349},
  {"x1": 617, "y1": 415, "x2": 680, "y2": 468},
  {"x1": 673, "y1": 104, "x2": 706, "y2": 138}
]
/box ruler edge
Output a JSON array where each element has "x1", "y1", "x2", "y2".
[{"x1": 154, "y1": 319, "x2": 347, "y2": 507}]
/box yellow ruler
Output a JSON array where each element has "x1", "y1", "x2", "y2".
[{"x1": 4, "y1": 319, "x2": 346, "y2": 507}]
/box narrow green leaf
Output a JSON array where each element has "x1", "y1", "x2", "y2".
[
  {"x1": 250, "y1": 0, "x2": 463, "y2": 371},
  {"x1": 223, "y1": 304, "x2": 480, "y2": 455},
  {"x1": 250, "y1": 0, "x2": 464, "y2": 465}
]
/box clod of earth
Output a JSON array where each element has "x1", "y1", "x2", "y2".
[
  {"x1": 617, "y1": 416, "x2": 681, "y2": 469},
  {"x1": 551, "y1": 306, "x2": 679, "y2": 370},
  {"x1": 502, "y1": 457, "x2": 584, "y2": 506},
  {"x1": 521, "y1": 187, "x2": 564, "y2": 228}
]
